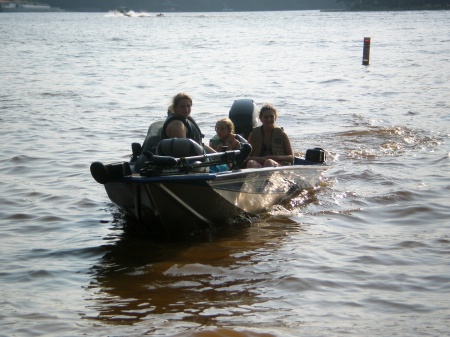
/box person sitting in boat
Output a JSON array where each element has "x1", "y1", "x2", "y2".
[
  {"x1": 209, "y1": 118, "x2": 241, "y2": 152},
  {"x1": 161, "y1": 92, "x2": 228, "y2": 172},
  {"x1": 246, "y1": 103, "x2": 294, "y2": 168},
  {"x1": 161, "y1": 93, "x2": 204, "y2": 144}
]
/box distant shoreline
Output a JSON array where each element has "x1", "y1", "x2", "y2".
[
  {"x1": 321, "y1": 6, "x2": 449, "y2": 12},
  {"x1": 1, "y1": 5, "x2": 449, "y2": 13},
  {"x1": 0, "y1": 1, "x2": 62, "y2": 12}
]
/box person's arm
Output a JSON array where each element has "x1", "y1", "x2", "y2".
[
  {"x1": 222, "y1": 135, "x2": 241, "y2": 150},
  {"x1": 281, "y1": 132, "x2": 294, "y2": 163},
  {"x1": 247, "y1": 132, "x2": 253, "y2": 144},
  {"x1": 246, "y1": 132, "x2": 265, "y2": 163},
  {"x1": 203, "y1": 144, "x2": 216, "y2": 153},
  {"x1": 232, "y1": 138, "x2": 241, "y2": 150},
  {"x1": 225, "y1": 135, "x2": 241, "y2": 150},
  {"x1": 165, "y1": 120, "x2": 187, "y2": 138}
]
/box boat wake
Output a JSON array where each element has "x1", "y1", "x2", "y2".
[{"x1": 106, "y1": 10, "x2": 161, "y2": 18}]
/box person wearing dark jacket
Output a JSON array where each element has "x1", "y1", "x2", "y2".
[{"x1": 161, "y1": 92, "x2": 227, "y2": 172}]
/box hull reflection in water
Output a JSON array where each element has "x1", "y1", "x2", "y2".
[{"x1": 87, "y1": 216, "x2": 302, "y2": 331}]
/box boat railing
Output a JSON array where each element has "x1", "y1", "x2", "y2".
[{"x1": 139, "y1": 143, "x2": 252, "y2": 177}]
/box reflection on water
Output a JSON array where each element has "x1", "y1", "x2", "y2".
[{"x1": 86, "y1": 216, "x2": 301, "y2": 330}]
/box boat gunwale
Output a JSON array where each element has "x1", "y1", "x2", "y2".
[{"x1": 120, "y1": 163, "x2": 328, "y2": 184}]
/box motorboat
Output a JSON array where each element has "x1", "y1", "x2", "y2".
[
  {"x1": 90, "y1": 99, "x2": 328, "y2": 236},
  {"x1": 115, "y1": 6, "x2": 131, "y2": 16}
]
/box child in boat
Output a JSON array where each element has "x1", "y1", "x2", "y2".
[
  {"x1": 246, "y1": 103, "x2": 294, "y2": 168},
  {"x1": 209, "y1": 118, "x2": 241, "y2": 152}
]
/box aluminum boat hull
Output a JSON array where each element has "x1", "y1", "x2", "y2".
[{"x1": 103, "y1": 164, "x2": 326, "y2": 235}]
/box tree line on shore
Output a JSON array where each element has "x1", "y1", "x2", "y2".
[
  {"x1": 44, "y1": 0, "x2": 343, "y2": 12},
  {"x1": 43, "y1": 0, "x2": 449, "y2": 12},
  {"x1": 338, "y1": 0, "x2": 449, "y2": 10}
]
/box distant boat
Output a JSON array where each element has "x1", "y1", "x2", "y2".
[
  {"x1": 115, "y1": 6, "x2": 131, "y2": 16},
  {"x1": 156, "y1": 12, "x2": 164, "y2": 17},
  {"x1": 0, "y1": 1, "x2": 61, "y2": 12}
]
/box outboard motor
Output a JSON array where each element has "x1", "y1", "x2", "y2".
[
  {"x1": 90, "y1": 161, "x2": 132, "y2": 184},
  {"x1": 305, "y1": 147, "x2": 326, "y2": 163},
  {"x1": 229, "y1": 99, "x2": 260, "y2": 140}
]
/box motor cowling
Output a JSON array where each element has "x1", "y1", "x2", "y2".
[
  {"x1": 90, "y1": 161, "x2": 132, "y2": 184},
  {"x1": 229, "y1": 99, "x2": 260, "y2": 140},
  {"x1": 305, "y1": 148, "x2": 326, "y2": 163}
]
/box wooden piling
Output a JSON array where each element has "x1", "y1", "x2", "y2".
[{"x1": 362, "y1": 37, "x2": 371, "y2": 66}]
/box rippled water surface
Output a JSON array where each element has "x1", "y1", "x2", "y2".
[{"x1": 1, "y1": 10, "x2": 449, "y2": 337}]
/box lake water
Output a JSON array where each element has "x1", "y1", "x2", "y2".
[{"x1": 1, "y1": 9, "x2": 449, "y2": 337}]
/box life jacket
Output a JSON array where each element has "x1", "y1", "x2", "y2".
[
  {"x1": 161, "y1": 114, "x2": 204, "y2": 145},
  {"x1": 209, "y1": 134, "x2": 247, "y2": 150},
  {"x1": 209, "y1": 135, "x2": 222, "y2": 150},
  {"x1": 250, "y1": 126, "x2": 286, "y2": 157}
]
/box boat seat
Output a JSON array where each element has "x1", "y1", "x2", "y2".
[
  {"x1": 142, "y1": 121, "x2": 164, "y2": 154},
  {"x1": 156, "y1": 138, "x2": 204, "y2": 158},
  {"x1": 235, "y1": 133, "x2": 248, "y2": 144},
  {"x1": 134, "y1": 121, "x2": 164, "y2": 171}
]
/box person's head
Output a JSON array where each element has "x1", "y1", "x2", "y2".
[
  {"x1": 170, "y1": 93, "x2": 192, "y2": 118},
  {"x1": 215, "y1": 118, "x2": 235, "y2": 140},
  {"x1": 259, "y1": 103, "x2": 278, "y2": 126}
]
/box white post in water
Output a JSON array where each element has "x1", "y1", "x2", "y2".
[{"x1": 362, "y1": 37, "x2": 371, "y2": 66}]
